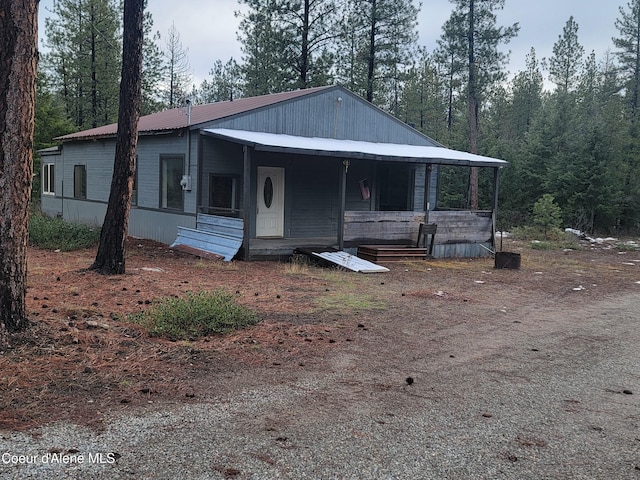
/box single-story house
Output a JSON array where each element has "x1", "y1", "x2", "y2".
[{"x1": 40, "y1": 85, "x2": 507, "y2": 261}]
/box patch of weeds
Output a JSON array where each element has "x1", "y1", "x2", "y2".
[
  {"x1": 616, "y1": 242, "x2": 640, "y2": 251},
  {"x1": 530, "y1": 240, "x2": 554, "y2": 250},
  {"x1": 284, "y1": 255, "x2": 312, "y2": 275},
  {"x1": 558, "y1": 240, "x2": 582, "y2": 251},
  {"x1": 128, "y1": 289, "x2": 258, "y2": 341},
  {"x1": 316, "y1": 292, "x2": 386, "y2": 312},
  {"x1": 29, "y1": 212, "x2": 99, "y2": 251}
]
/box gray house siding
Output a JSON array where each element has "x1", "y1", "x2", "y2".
[
  {"x1": 199, "y1": 88, "x2": 436, "y2": 146},
  {"x1": 40, "y1": 150, "x2": 63, "y2": 217},
  {"x1": 198, "y1": 136, "x2": 432, "y2": 241},
  {"x1": 42, "y1": 133, "x2": 201, "y2": 244}
]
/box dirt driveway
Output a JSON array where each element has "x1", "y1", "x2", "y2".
[{"x1": 1, "y1": 238, "x2": 640, "y2": 479}]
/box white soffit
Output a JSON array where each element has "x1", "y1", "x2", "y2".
[{"x1": 203, "y1": 128, "x2": 508, "y2": 167}]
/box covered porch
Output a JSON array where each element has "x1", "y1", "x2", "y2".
[{"x1": 186, "y1": 128, "x2": 507, "y2": 261}]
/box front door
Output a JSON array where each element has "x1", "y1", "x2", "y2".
[{"x1": 256, "y1": 166, "x2": 285, "y2": 238}]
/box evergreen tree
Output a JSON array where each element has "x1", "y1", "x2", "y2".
[
  {"x1": 509, "y1": 48, "x2": 544, "y2": 140},
  {"x1": 335, "y1": 0, "x2": 420, "y2": 107},
  {"x1": 160, "y1": 23, "x2": 192, "y2": 108},
  {"x1": 548, "y1": 16, "x2": 584, "y2": 94},
  {"x1": 35, "y1": 71, "x2": 76, "y2": 151},
  {"x1": 490, "y1": 49, "x2": 545, "y2": 225},
  {"x1": 90, "y1": 0, "x2": 144, "y2": 275},
  {"x1": 433, "y1": 8, "x2": 467, "y2": 141},
  {"x1": 613, "y1": 0, "x2": 640, "y2": 120},
  {"x1": 0, "y1": 0, "x2": 39, "y2": 339},
  {"x1": 198, "y1": 58, "x2": 243, "y2": 103},
  {"x1": 140, "y1": 0, "x2": 165, "y2": 114},
  {"x1": 237, "y1": 0, "x2": 336, "y2": 94},
  {"x1": 396, "y1": 49, "x2": 448, "y2": 139},
  {"x1": 237, "y1": 0, "x2": 291, "y2": 95},
  {"x1": 440, "y1": 0, "x2": 518, "y2": 209},
  {"x1": 44, "y1": 0, "x2": 122, "y2": 129}
]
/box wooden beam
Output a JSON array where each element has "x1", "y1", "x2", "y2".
[
  {"x1": 338, "y1": 160, "x2": 347, "y2": 250},
  {"x1": 492, "y1": 167, "x2": 500, "y2": 249},
  {"x1": 424, "y1": 164, "x2": 432, "y2": 223},
  {"x1": 243, "y1": 145, "x2": 252, "y2": 261}
]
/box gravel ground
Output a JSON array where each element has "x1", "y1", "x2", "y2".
[{"x1": 2, "y1": 289, "x2": 639, "y2": 480}]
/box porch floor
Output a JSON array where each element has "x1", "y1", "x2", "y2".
[{"x1": 249, "y1": 237, "x2": 337, "y2": 258}]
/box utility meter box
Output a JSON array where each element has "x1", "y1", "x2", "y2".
[{"x1": 180, "y1": 175, "x2": 192, "y2": 191}]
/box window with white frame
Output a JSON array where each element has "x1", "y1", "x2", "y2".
[{"x1": 42, "y1": 163, "x2": 55, "y2": 195}]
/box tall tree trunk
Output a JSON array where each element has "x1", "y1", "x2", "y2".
[
  {"x1": 90, "y1": 1, "x2": 98, "y2": 128},
  {"x1": 467, "y1": 0, "x2": 479, "y2": 209},
  {"x1": 0, "y1": 0, "x2": 39, "y2": 342},
  {"x1": 299, "y1": 0, "x2": 310, "y2": 88},
  {"x1": 89, "y1": 0, "x2": 144, "y2": 275},
  {"x1": 366, "y1": 0, "x2": 377, "y2": 103}
]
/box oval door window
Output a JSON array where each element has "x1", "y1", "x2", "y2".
[{"x1": 263, "y1": 176, "x2": 274, "y2": 208}]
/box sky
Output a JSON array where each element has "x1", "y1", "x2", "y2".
[{"x1": 37, "y1": 0, "x2": 628, "y2": 86}]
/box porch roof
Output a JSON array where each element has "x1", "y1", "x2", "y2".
[{"x1": 202, "y1": 128, "x2": 507, "y2": 167}]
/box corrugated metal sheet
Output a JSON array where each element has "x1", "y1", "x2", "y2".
[
  {"x1": 312, "y1": 251, "x2": 389, "y2": 273},
  {"x1": 170, "y1": 214, "x2": 244, "y2": 261}
]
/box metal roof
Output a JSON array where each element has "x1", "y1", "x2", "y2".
[
  {"x1": 202, "y1": 128, "x2": 508, "y2": 167},
  {"x1": 56, "y1": 86, "x2": 335, "y2": 142}
]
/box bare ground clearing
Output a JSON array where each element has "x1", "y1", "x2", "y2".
[{"x1": 1, "y1": 237, "x2": 640, "y2": 479}]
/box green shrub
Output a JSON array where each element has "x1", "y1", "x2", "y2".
[
  {"x1": 29, "y1": 212, "x2": 100, "y2": 251},
  {"x1": 530, "y1": 240, "x2": 554, "y2": 250},
  {"x1": 533, "y1": 194, "x2": 563, "y2": 239},
  {"x1": 129, "y1": 290, "x2": 258, "y2": 340}
]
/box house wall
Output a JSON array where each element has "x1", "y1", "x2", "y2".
[
  {"x1": 40, "y1": 151, "x2": 63, "y2": 217},
  {"x1": 202, "y1": 88, "x2": 437, "y2": 146},
  {"x1": 45, "y1": 132, "x2": 200, "y2": 244}
]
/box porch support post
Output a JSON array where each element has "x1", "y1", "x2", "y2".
[
  {"x1": 338, "y1": 160, "x2": 347, "y2": 250},
  {"x1": 424, "y1": 164, "x2": 432, "y2": 223},
  {"x1": 243, "y1": 145, "x2": 252, "y2": 261},
  {"x1": 491, "y1": 167, "x2": 501, "y2": 248}
]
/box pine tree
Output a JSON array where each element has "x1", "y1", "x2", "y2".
[
  {"x1": 613, "y1": 0, "x2": 640, "y2": 120},
  {"x1": 335, "y1": 0, "x2": 419, "y2": 106},
  {"x1": 140, "y1": 0, "x2": 165, "y2": 114},
  {"x1": 440, "y1": 0, "x2": 518, "y2": 209},
  {"x1": 237, "y1": 0, "x2": 336, "y2": 94},
  {"x1": 44, "y1": 0, "x2": 122, "y2": 129},
  {"x1": 397, "y1": 49, "x2": 448, "y2": 139},
  {"x1": 198, "y1": 58, "x2": 243, "y2": 103},
  {"x1": 90, "y1": 0, "x2": 144, "y2": 275},
  {"x1": 0, "y1": 0, "x2": 39, "y2": 340},
  {"x1": 548, "y1": 16, "x2": 584, "y2": 94},
  {"x1": 237, "y1": 0, "x2": 290, "y2": 95},
  {"x1": 160, "y1": 23, "x2": 192, "y2": 108}
]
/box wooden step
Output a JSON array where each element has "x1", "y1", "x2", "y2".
[{"x1": 357, "y1": 245, "x2": 430, "y2": 262}]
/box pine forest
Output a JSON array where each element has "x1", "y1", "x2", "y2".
[{"x1": 37, "y1": 0, "x2": 640, "y2": 234}]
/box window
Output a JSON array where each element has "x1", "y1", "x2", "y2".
[
  {"x1": 209, "y1": 174, "x2": 239, "y2": 213},
  {"x1": 378, "y1": 164, "x2": 414, "y2": 211},
  {"x1": 73, "y1": 165, "x2": 87, "y2": 199},
  {"x1": 160, "y1": 156, "x2": 184, "y2": 210},
  {"x1": 42, "y1": 163, "x2": 55, "y2": 195}
]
